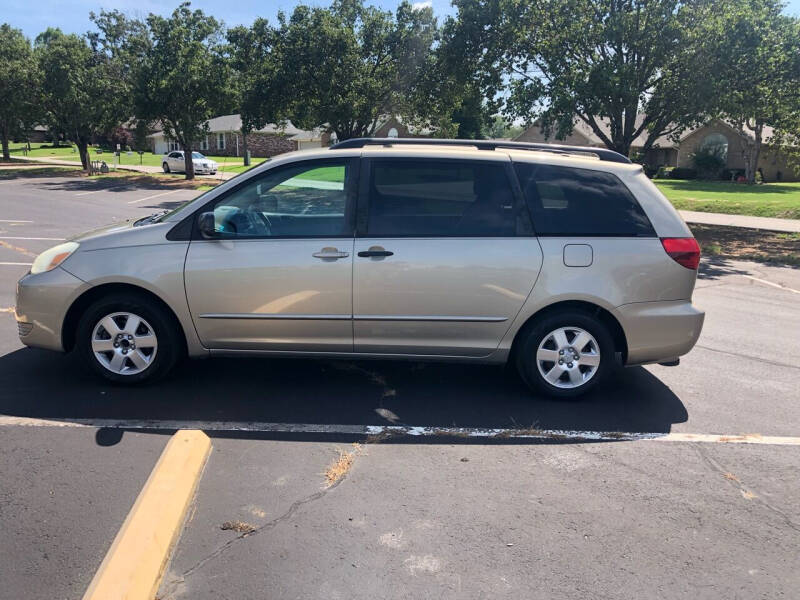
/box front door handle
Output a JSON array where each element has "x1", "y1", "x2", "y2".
[
  {"x1": 313, "y1": 247, "x2": 350, "y2": 260},
  {"x1": 357, "y1": 249, "x2": 394, "y2": 257}
]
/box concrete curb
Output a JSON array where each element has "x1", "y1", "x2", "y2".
[{"x1": 82, "y1": 430, "x2": 212, "y2": 600}]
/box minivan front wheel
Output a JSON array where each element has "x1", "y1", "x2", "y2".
[
  {"x1": 76, "y1": 294, "x2": 181, "y2": 384},
  {"x1": 516, "y1": 311, "x2": 613, "y2": 399}
]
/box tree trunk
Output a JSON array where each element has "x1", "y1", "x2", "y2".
[
  {"x1": 1, "y1": 124, "x2": 9, "y2": 162},
  {"x1": 241, "y1": 128, "x2": 250, "y2": 166},
  {"x1": 77, "y1": 138, "x2": 90, "y2": 170},
  {"x1": 183, "y1": 143, "x2": 195, "y2": 180}
]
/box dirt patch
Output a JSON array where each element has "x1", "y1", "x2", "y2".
[
  {"x1": 220, "y1": 520, "x2": 256, "y2": 534},
  {"x1": 689, "y1": 224, "x2": 800, "y2": 267},
  {"x1": 324, "y1": 443, "x2": 362, "y2": 487},
  {"x1": 0, "y1": 166, "x2": 82, "y2": 179},
  {"x1": 91, "y1": 172, "x2": 220, "y2": 190}
]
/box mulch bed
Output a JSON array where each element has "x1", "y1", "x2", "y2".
[{"x1": 689, "y1": 223, "x2": 800, "y2": 267}]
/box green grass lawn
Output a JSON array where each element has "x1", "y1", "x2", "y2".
[
  {"x1": 7, "y1": 142, "x2": 266, "y2": 174},
  {"x1": 655, "y1": 179, "x2": 800, "y2": 219}
]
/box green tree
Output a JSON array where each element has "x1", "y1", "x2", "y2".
[
  {"x1": 709, "y1": 0, "x2": 800, "y2": 183},
  {"x1": 0, "y1": 24, "x2": 39, "y2": 161},
  {"x1": 134, "y1": 3, "x2": 232, "y2": 179},
  {"x1": 227, "y1": 19, "x2": 286, "y2": 166},
  {"x1": 276, "y1": 0, "x2": 437, "y2": 141},
  {"x1": 444, "y1": 0, "x2": 719, "y2": 157},
  {"x1": 36, "y1": 29, "x2": 118, "y2": 169},
  {"x1": 89, "y1": 10, "x2": 151, "y2": 145}
]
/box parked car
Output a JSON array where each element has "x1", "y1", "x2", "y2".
[
  {"x1": 162, "y1": 150, "x2": 218, "y2": 175},
  {"x1": 16, "y1": 138, "x2": 703, "y2": 397}
]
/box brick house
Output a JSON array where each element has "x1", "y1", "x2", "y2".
[
  {"x1": 148, "y1": 114, "x2": 328, "y2": 158},
  {"x1": 515, "y1": 116, "x2": 798, "y2": 181}
]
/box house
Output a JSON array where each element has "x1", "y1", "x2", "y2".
[
  {"x1": 515, "y1": 117, "x2": 798, "y2": 181},
  {"x1": 147, "y1": 114, "x2": 328, "y2": 158}
]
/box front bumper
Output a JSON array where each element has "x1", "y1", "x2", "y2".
[
  {"x1": 15, "y1": 267, "x2": 85, "y2": 352},
  {"x1": 617, "y1": 300, "x2": 705, "y2": 366}
]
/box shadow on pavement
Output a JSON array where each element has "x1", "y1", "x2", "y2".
[{"x1": 0, "y1": 348, "x2": 687, "y2": 445}]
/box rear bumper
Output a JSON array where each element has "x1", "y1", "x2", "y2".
[
  {"x1": 617, "y1": 300, "x2": 704, "y2": 366},
  {"x1": 15, "y1": 267, "x2": 86, "y2": 352}
]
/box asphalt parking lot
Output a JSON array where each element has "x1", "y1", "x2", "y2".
[{"x1": 1, "y1": 174, "x2": 798, "y2": 599}]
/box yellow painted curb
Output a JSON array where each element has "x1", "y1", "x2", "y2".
[{"x1": 82, "y1": 429, "x2": 212, "y2": 600}]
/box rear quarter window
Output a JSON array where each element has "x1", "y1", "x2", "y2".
[{"x1": 513, "y1": 163, "x2": 655, "y2": 236}]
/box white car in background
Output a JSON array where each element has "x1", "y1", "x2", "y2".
[{"x1": 162, "y1": 151, "x2": 218, "y2": 175}]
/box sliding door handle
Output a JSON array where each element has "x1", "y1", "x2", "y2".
[
  {"x1": 358, "y1": 249, "x2": 394, "y2": 258},
  {"x1": 313, "y1": 247, "x2": 350, "y2": 259}
]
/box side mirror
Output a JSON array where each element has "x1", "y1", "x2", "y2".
[{"x1": 197, "y1": 212, "x2": 218, "y2": 238}]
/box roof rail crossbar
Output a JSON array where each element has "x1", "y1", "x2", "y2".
[{"x1": 329, "y1": 137, "x2": 632, "y2": 164}]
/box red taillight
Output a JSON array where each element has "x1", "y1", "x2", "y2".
[{"x1": 661, "y1": 237, "x2": 700, "y2": 270}]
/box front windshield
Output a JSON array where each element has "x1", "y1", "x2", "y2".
[{"x1": 192, "y1": 152, "x2": 206, "y2": 159}]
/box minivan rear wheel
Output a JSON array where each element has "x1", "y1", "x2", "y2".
[
  {"x1": 162, "y1": 162, "x2": 170, "y2": 173},
  {"x1": 76, "y1": 293, "x2": 181, "y2": 384},
  {"x1": 516, "y1": 311, "x2": 613, "y2": 399}
]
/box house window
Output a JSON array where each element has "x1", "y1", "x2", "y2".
[
  {"x1": 700, "y1": 133, "x2": 728, "y2": 163},
  {"x1": 168, "y1": 140, "x2": 180, "y2": 152},
  {"x1": 217, "y1": 133, "x2": 226, "y2": 150},
  {"x1": 200, "y1": 136, "x2": 209, "y2": 151},
  {"x1": 387, "y1": 127, "x2": 399, "y2": 138}
]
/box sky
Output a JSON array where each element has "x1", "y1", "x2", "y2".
[
  {"x1": 3, "y1": 0, "x2": 451, "y2": 40},
  {"x1": 5, "y1": 0, "x2": 800, "y2": 40}
]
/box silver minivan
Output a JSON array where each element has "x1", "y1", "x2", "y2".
[{"x1": 15, "y1": 139, "x2": 704, "y2": 397}]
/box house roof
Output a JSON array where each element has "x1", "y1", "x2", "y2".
[
  {"x1": 148, "y1": 114, "x2": 324, "y2": 141},
  {"x1": 515, "y1": 115, "x2": 778, "y2": 148}
]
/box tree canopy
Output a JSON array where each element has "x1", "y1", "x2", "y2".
[
  {"x1": 134, "y1": 3, "x2": 232, "y2": 178},
  {"x1": 0, "y1": 24, "x2": 39, "y2": 161},
  {"x1": 443, "y1": 0, "x2": 723, "y2": 156},
  {"x1": 276, "y1": 0, "x2": 438, "y2": 141}
]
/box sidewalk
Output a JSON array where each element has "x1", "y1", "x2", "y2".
[
  {"x1": 679, "y1": 210, "x2": 800, "y2": 233},
  {"x1": 10, "y1": 155, "x2": 236, "y2": 180}
]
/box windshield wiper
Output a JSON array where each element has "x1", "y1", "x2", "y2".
[{"x1": 133, "y1": 210, "x2": 170, "y2": 227}]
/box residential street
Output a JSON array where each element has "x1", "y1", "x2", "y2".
[{"x1": 0, "y1": 174, "x2": 798, "y2": 599}]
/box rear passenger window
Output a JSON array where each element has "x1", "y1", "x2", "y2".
[
  {"x1": 366, "y1": 160, "x2": 516, "y2": 236},
  {"x1": 514, "y1": 163, "x2": 655, "y2": 236}
]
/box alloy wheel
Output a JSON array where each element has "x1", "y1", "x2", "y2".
[
  {"x1": 535, "y1": 326, "x2": 601, "y2": 389},
  {"x1": 91, "y1": 312, "x2": 158, "y2": 375}
]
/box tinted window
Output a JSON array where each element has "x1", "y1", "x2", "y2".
[
  {"x1": 514, "y1": 163, "x2": 654, "y2": 236},
  {"x1": 209, "y1": 160, "x2": 352, "y2": 238},
  {"x1": 366, "y1": 160, "x2": 516, "y2": 236}
]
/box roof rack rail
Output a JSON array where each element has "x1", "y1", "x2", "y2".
[{"x1": 329, "y1": 137, "x2": 632, "y2": 164}]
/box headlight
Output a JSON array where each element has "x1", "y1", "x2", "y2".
[{"x1": 30, "y1": 242, "x2": 80, "y2": 274}]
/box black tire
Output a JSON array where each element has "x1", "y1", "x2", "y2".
[
  {"x1": 75, "y1": 293, "x2": 182, "y2": 384},
  {"x1": 515, "y1": 310, "x2": 614, "y2": 399},
  {"x1": 162, "y1": 162, "x2": 170, "y2": 173}
]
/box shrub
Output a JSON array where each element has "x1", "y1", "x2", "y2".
[
  {"x1": 671, "y1": 167, "x2": 697, "y2": 179},
  {"x1": 654, "y1": 166, "x2": 674, "y2": 179},
  {"x1": 691, "y1": 145, "x2": 726, "y2": 179}
]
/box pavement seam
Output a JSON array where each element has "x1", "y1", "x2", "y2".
[{"x1": 694, "y1": 344, "x2": 800, "y2": 370}]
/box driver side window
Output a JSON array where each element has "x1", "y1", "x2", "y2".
[{"x1": 210, "y1": 159, "x2": 353, "y2": 238}]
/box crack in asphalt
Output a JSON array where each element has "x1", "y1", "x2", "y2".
[
  {"x1": 695, "y1": 344, "x2": 800, "y2": 370},
  {"x1": 159, "y1": 466, "x2": 351, "y2": 599},
  {"x1": 693, "y1": 444, "x2": 800, "y2": 535}
]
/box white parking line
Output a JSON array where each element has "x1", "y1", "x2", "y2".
[
  {"x1": 127, "y1": 189, "x2": 183, "y2": 205},
  {"x1": 0, "y1": 416, "x2": 797, "y2": 445},
  {"x1": 0, "y1": 236, "x2": 64, "y2": 241},
  {"x1": 0, "y1": 219, "x2": 34, "y2": 223},
  {"x1": 742, "y1": 275, "x2": 800, "y2": 295},
  {"x1": 0, "y1": 262, "x2": 32, "y2": 266}
]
